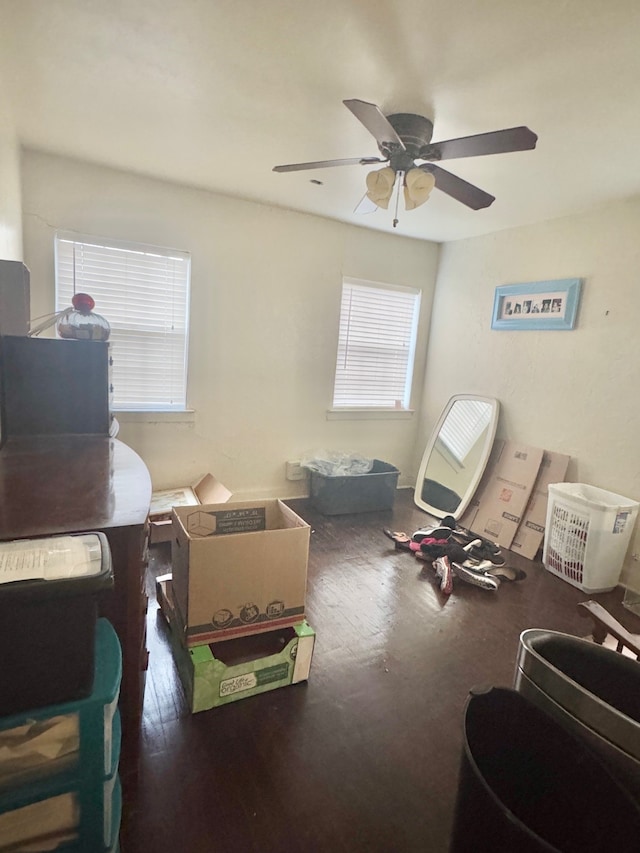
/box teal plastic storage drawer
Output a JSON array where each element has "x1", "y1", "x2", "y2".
[
  {"x1": 0, "y1": 618, "x2": 122, "y2": 790},
  {"x1": 0, "y1": 619, "x2": 122, "y2": 850},
  {"x1": 0, "y1": 766, "x2": 121, "y2": 851}
]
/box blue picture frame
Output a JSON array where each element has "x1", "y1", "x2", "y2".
[{"x1": 491, "y1": 278, "x2": 582, "y2": 331}]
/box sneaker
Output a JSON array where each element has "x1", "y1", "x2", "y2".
[
  {"x1": 460, "y1": 538, "x2": 506, "y2": 566},
  {"x1": 485, "y1": 565, "x2": 527, "y2": 582},
  {"x1": 452, "y1": 527, "x2": 502, "y2": 558},
  {"x1": 460, "y1": 557, "x2": 496, "y2": 571},
  {"x1": 433, "y1": 555, "x2": 454, "y2": 595},
  {"x1": 451, "y1": 562, "x2": 500, "y2": 591},
  {"x1": 412, "y1": 526, "x2": 455, "y2": 543}
]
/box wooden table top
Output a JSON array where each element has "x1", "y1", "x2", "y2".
[{"x1": 0, "y1": 435, "x2": 151, "y2": 539}]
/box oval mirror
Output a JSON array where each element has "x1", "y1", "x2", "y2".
[{"x1": 414, "y1": 395, "x2": 500, "y2": 519}]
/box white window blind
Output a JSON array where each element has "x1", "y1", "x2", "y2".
[
  {"x1": 439, "y1": 400, "x2": 492, "y2": 464},
  {"x1": 333, "y1": 278, "x2": 421, "y2": 409},
  {"x1": 55, "y1": 232, "x2": 190, "y2": 411}
]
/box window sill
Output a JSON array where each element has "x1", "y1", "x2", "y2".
[
  {"x1": 114, "y1": 409, "x2": 195, "y2": 424},
  {"x1": 326, "y1": 408, "x2": 414, "y2": 421}
]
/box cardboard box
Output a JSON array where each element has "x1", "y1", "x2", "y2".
[
  {"x1": 156, "y1": 574, "x2": 315, "y2": 713},
  {"x1": 149, "y1": 474, "x2": 232, "y2": 544},
  {"x1": 464, "y1": 441, "x2": 544, "y2": 549},
  {"x1": 171, "y1": 499, "x2": 310, "y2": 646},
  {"x1": 510, "y1": 451, "x2": 571, "y2": 560}
]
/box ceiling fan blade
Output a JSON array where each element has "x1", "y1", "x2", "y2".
[
  {"x1": 273, "y1": 156, "x2": 385, "y2": 173},
  {"x1": 432, "y1": 126, "x2": 537, "y2": 161},
  {"x1": 343, "y1": 99, "x2": 406, "y2": 150},
  {"x1": 421, "y1": 164, "x2": 495, "y2": 210}
]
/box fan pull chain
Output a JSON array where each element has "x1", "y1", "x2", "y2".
[{"x1": 392, "y1": 171, "x2": 403, "y2": 228}]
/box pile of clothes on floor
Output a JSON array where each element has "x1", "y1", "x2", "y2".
[{"x1": 382, "y1": 515, "x2": 525, "y2": 594}]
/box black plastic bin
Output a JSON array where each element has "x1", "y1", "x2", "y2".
[
  {"x1": 449, "y1": 686, "x2": 640, "y2": 852},
  {"x1": 0, "y1": 532, "x2": 113, "y2": 715},
  {"x1": 309, "y1": 459, "x2": 400, "y2": 515}
]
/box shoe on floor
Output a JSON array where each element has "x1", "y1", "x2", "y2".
[
  {"x1": 460, "y1": 557, "x2": 496, "y2": 572},
  {"x1": 382, "y1": 529, "x2": 412, "y2": 551},
  {"x1": 412, "y1": 526, "x2": 454, "y2": 543},
  {"x1": 451, "y1": 527, "x2": 502, "y2": 557},
  {"x1": 433, "y1": 555, "x2": 454, "y2": 595},
  {"x1": 461, "y1": 539, "x2": 506, "y2": 566},
  {"x1": 451, "y1": 562, "x2": 500, "y2": 591},
  {"x1": 485, "y1": 565, "x2": 527, "y2": 582}
]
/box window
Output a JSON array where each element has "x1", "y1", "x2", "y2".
[
  {"x1": 55, "y1": 232, "x2": 190, "y2": 411},
  {"x1": 439, "y1": 399, "x2": 492, "y2": 465},
  {"x1": 332, "y1": 277, "x2": 421, "y2": 409}
]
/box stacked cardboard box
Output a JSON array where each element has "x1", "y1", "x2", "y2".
[
  {"x1": 461, "y1": 440, "x2": 570, "y2": 559},
  {"x1": 157, "y1": 497, "x2": 315, "y2": 713},
  {"x1": 157, "y1": 575, "x2": 315, "y2": 713}
]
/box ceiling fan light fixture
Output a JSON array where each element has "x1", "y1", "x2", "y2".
[
  {"x1": 274, "y1": 99, "x2": 537, "y2": 216},
  {"x1": 365, "y1": 166, "x2": 396, "y2": 209},
  {"x1": 404, "y1": 168, "x2": 436, "y2": 210}
]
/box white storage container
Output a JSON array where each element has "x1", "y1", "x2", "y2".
[{"x1": 543, "y1": 483, "x2": 639, "y2": 593}]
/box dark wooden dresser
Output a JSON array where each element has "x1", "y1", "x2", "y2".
[{"x1": 0, "y1": 434, "x2": 151, "y2": 784}]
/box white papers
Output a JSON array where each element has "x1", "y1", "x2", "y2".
[{"x1": 0, "y1": 534, "x2": 103, "y2": 584}]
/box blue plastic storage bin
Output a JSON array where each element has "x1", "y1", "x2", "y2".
[{"x1": 309, "y1": 459, "x2": 400, "y2": 515}]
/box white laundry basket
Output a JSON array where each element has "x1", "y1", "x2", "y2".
[{"x1": 543, "y1": 483, "x2": 639, "y2": 593}]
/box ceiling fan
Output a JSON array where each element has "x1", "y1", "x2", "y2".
[{"x1": 273, "y1": 99, "x2": 537, "y2": 225}]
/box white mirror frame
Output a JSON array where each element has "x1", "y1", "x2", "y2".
[{"x1": 414, "y1": 395, "x2": 500, "y2": 519}]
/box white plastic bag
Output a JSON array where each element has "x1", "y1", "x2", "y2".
[{"x1": 300, "y1": 449, "x2": 373, "y2": 477}]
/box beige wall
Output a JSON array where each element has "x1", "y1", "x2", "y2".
[
  {"x1": 18, "y1": 149, "x2": 640, "y2": 582},
  {"x1": 21, "y1": 149, "x2": 439, "y2": 497},
  {"x1": 0, "y1": 61, "x2": 23, "y2": 260},
  {"x1": 418, "y1": 200, "x2": 640, "y2": 583}
]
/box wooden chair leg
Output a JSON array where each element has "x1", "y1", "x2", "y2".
[{"x1": 577, "y1": 600, "x2": 640, "y2": 659}]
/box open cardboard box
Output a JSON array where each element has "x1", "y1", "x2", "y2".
[
  {"x1": 171, "y1": 498, "x2": 309, "y2": 646},
  {"x1": 148, "y1": 474, "x2": 232, "y2": 544},
  {"x1": 156, "y1": 574, "x2": 315, "y2": 713}
]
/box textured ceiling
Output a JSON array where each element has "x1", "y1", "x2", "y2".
[{"x1": 2, "y1": 0, "x2": 640, "y2": 242}]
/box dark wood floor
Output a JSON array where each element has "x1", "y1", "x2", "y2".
[{"x1": 119, "y1": 491, "x2": 637, "y2": 853}]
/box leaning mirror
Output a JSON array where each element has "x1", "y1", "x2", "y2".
[{"x1": 414, "y1": 395, "x2": 500, "y2": 519}]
